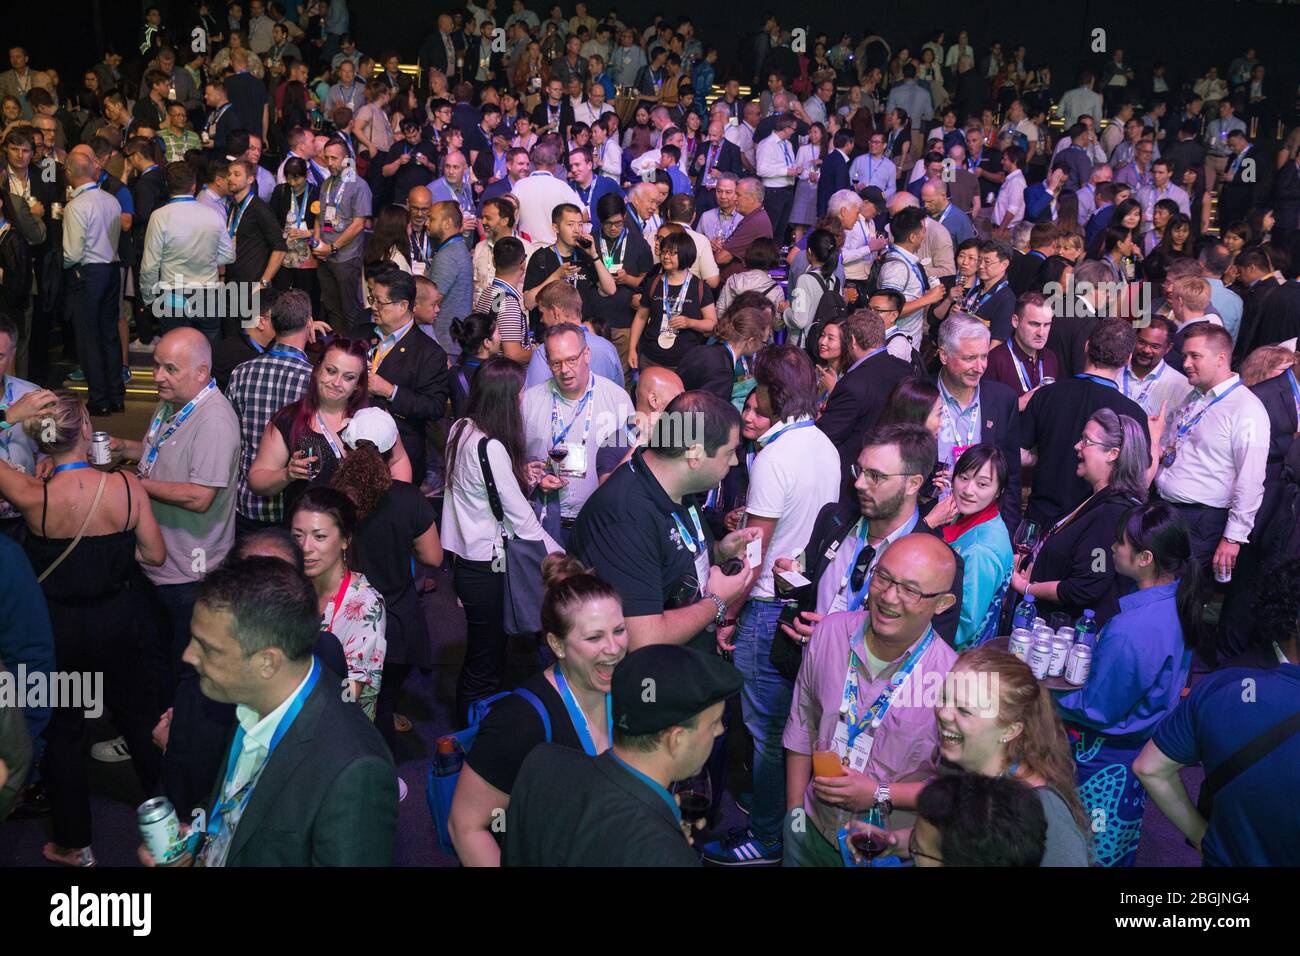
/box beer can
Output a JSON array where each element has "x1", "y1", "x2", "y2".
[
  {"x1": 1065, "y1": 643, "x2": 1093, "y2": 686},
  {"x1": 90, "y1": 431, "x2": 113, "y2": 466},
  {"x1": 1032, "y1": 617, "x2": 1047, "y2": 630},
  {"x1": 1008, "y1": 628, "x2": 1033, "y2": 661},
  {"x1": 1048, "y1": 636, "x2": 1071, "y2": 677},
  {"x1": 138, "y1": 796, "x2": 181, "y2": 863},
  {"x1": 1056, "y1": 626, "x2": 1075, "y2": 643},
  {"x1": 1215, "y1": 565, "x2": 1233, "y2": 584},
  {"x1": 1027, "y1": 636, "x2": 1052, "y2": 680}
]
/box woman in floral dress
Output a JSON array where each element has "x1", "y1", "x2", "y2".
[{"x1": 292, "y1": 486, "x2": 387, "y2": 720}]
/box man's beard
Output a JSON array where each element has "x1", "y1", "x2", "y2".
[{"x1": 860, "y1": 482, "x2": 907, "y2": 522}]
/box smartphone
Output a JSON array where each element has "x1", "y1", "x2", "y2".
[
  {"x1": 775, "y1": 569, "x2": 812, "y2": 593},
  {"x1": 812, "y1": 751, "x2": 846, "y2": 778}
]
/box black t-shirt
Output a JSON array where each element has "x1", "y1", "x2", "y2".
[
  {"x1": 349, "y1": 481, "x2": 436, "y2": 668},
  {"x1": 571, "y1": 447, "x2": 718, "y2": 656},
  {"x1": 636, "y1": 272, "x2": 713, "y2": 369},
  {"x1": 380, "y1": 139, "x2": 438, "y2": 197},
  {"x1": 463, "y1": 669, "x2": 583, "y2": 796},
  {"x1": 523, "y1": 244, "x2": 602, "y2": 330},
  {"x1": 590, "y1": 228, "x2": 654, "y2": 331},
  {"x1": 1021, "y1": 375, "x2": 1151, "y2": 526},
  {"x1": 970, "y1": 280, "x2": 1016, "y2": 343},
  {"x1": 227, "y1": 195, "x2": 287, "y2": 283},
  {"x1": 273, "y1": 404, "x2": 341, "y2": 513},
  {"x1": 213, "y1": 333, "x2": 259, "y2": 391}
]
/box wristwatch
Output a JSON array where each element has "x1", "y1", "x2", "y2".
[
  {"x1": 873, "y1": 782, "x2": 893, "y2": 816},
  {"x1": 706, "y1": 593, "x2": 727, "y2": 628}
]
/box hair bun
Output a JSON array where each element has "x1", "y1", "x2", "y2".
[{"x1": 541, "y1": 553, "x2": 592, "y2": 592}]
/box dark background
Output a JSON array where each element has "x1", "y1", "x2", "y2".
[{"x1": 9, "y1": 0, "x2": 1300, "y2": 97}]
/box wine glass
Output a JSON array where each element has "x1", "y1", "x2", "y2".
[
  {"x1": 548, "y1": 444, "x2": 569, "y2": 473},
  {"x1": 671, "y1": 770, "x2": 713, "y2": 830},
  {"x1": 1012, "y1": 519, "x2": 1040, "y2": 560},
  {"x1": 844, "y1": 803, "x2": 892, "y2": 867}
]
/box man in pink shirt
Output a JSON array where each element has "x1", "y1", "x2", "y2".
[{"x1": 782, "y1": 533, "x2": 960, "y2": 866}]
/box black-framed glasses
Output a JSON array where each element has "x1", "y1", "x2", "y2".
[
  {"x1": 908, "y1": 828, "x2": 943, "y2": 865},
  {"x1": 850, "y1": 464, "x2": 914, "y2": 485},
  {"x1": 870, "y1": 567, "x2": 948, "y2": 605}
]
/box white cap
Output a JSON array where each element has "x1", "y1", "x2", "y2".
[{"x1": 340, "y1": 407, "x2": 399, "y2": 453}]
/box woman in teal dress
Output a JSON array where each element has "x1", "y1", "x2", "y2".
[
  {"x1": 925, "y1": 444, "x2": 1014, "y2": 650},
  {"x1": 1053, "y1": 503, "x2": 1200, "y2": 867}
]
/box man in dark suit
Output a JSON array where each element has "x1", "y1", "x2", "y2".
[
  {"x1": 816, "y1": 129, "x2": 855, "y2": 219},
  {"x1": 1231, "y1": 248, "x2": 1283, "y2": 364},
  {"x1": 1218, "y1": 131, "x2": 1265, "y2": 229},
  {"x1": 222, "y1": 48, "x2": 268, "y2": 140},
  {"x1": 1273, "y1": 154, "x2": 1300, "y2": 242},
  {"x1": 817, "y1": 309, "x2": 913, "y2": 482},
  {"x1": 692, "y1": 118, "x2": 745, "y2": 213},
  {"x1": 366, "y1": 269, "x2": 450, "y2": 486},
  {"x1": 143, "y1": 558, "x2": 396, "y2": 867},
  {"x1": 935, "y1": 313, "x2": 1022, "y2": 527},
  {"x1": 419, "y1": 13, "x2": 461, "y2": 84}
]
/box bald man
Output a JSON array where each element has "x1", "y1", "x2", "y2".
[
  {"x1": 63, "y1": 144, "x2": 124, "y2": 414},
  {"x1": 107, "y1": 328, "x2": 242, "y2": 806},
  {"x1": 599, "y1": 366, "x2": 684, "y2": 481},
  {"x1": 921, "y1": 179, "x2": 976, "y2": 247},
  {"x1": 405, "y1": 185, "x2": 435, "y2": 275},
  {"x1": 428, "y1": 150, "x2": 478, "y2": 235},
  {"x1": 782, "y1": 533, "x2": 961, "y2": 867}
]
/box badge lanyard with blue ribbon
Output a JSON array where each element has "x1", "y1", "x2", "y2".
[
  {"x1": 266, "y1": 345, "x2": 312, "y2": 366},
  {"x1": 291, "y1": 188, "x2": 309, "y2": 229},
  {"x1": 967, "y1": 278, "x2": 1007, "y2": 313},
  {"x1": 227, "y1": 190, "x2": 255, "y2": 243},
  {"x1": 600, "y1": 229, "x2": 626, "y2": 269},
  {"x1": 553, "y1": 665, "x2": 612, "y2": 756},
  {"x1": 1122, "y1": 362, "x2": 1164, "y2": 407},
  {"x1": 841, "y1": 625, "x2": 935, "y2": 761},
  {"x1": 758, "y1": 418, "x2": 814, "y2": 449},
  {"x1": 139, "y1": 379, "x2": 217, "y2": 478},
  {"x1": 315, "y1": 412, "x2": 345, "y2": 459},
  {"x1": 52, "y1": 461, "x2": 91, "y2": 476},
  {"x1": 940, "y1": 382, "x2": 979, "y2": 449},
  {"x1": 1162, "y1": 380, "x2": 1242, "y2": 468},
  {"x1": 1287, "y1": 369, "x2": 1300, "y2": 426},
  {"x1": 1074, "y1": 372, "x2": 1119, "y2": 390},
  {"x1": 550, "y1": 378, "x2": 595, "y2": 453},
  {"x1": 1009, "y1": 347, "x2": 1043, "y2": 393},
  {"x1": 204, "y1": 657, "x2": 321, "y2": 858},
  {"x1": 837, "y1": 518, "x2": 875, "y2": 612}
]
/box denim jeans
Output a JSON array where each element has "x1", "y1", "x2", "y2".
[{"x1": 732, "y1": 598, "x2": 794, "y2": 845}]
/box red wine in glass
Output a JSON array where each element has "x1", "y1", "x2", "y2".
[
  {"x1": 549, "y1": 444, "x2": 569, "y2": 467},
  {"x1": 676, "y1": 791, "x2": 710, "y2": 820},
  {"x1": 849, "y1": 831, "x2": 884, "y2": 861}
]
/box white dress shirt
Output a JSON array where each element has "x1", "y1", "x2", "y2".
[
  {"x1": 140, "y1": 197, "x2": 236, "y2": 303},
  {"x1": 512, "y1": 170, "x2": 583, "y2": 245},
  {"x1": 1155, "y1": 373, "x2": 1270, "y2": 542},
  {"x1": 840, "y1": 215, "x2": 879, "y2": 281},
  {"x1": 725, "y1": 121, "x2": 756, "y2": 168},
  {"x1": 1119, "y1": 360, "x2": 1190, "y2": 417},
  {"x1": 755, "y1": 133, "x2": 797, "y2": 188},
  {"x1": 992, "y1": 168, "x2": 1027, "y2": 227}
]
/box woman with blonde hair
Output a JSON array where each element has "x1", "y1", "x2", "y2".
[{"x1": 0, "y1": 391, "x2": 165, "y2": 867}]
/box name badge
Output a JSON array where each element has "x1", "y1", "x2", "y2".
[
  {"x1": 323, "y1": 204, "x2": 338, "y2": 226},
  {"x1": 832, "y1": 716, "x2": 873, "y2": 772},
  {"x1": 950, "y1": 443, "x2": 974, "y2": 465},
  {"x1": 558, "y1": 442, "x2": 587, "y2": 477},
  {"x1": 410, "y1": 261, "x2": 426, "y2": 276},
  {"x1": 694, "y1": 549, "x2": 711, "y2": 598}
]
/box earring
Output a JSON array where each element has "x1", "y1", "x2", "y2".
[{"x1": 1000, "y1": 736, "x2": 1009, "y2": 744}]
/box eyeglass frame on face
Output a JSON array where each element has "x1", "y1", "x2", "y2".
[
  {"x1": 870, "y1": 566, "x2": 949, "y2": 605},
  {"x1": 850, "y1": 463, "x2": 916, "y2": 484},
  {"x1": 1077, "y1": 436, "x2": 1112, "y2": 451},
  {"x1": 547, "y1": 349, "x2": 588, "y2": 371}
]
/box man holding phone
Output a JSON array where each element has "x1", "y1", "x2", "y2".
[
  {"x1": 700, "y1": 347, "x2": 840, "y2": 868},
  {"x1": 782, "y1": 533, "x2": 960, "y2": 866},
  {"x1": 522, "y1": 203, "x2": 617, "y2": 328}
]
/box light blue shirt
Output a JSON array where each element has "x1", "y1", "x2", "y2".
[
  {"x1": 140, "y1": 197, "x2": 235, "y2": 303},
  {"x1": 325, "y1": 0, "x2": 349, "y2": 35},
  {"x1": 62, "y1": 183, "x2": 120, "y2": 267},
  {"x1": 885, "y1": 80, "x2": 933, "y2": 124},
  {"x1": 848, "y1": 153, "x2": 897, "y2": 200},
  {"x1": 525, "y1": 331, "x2": 624, "y2": 389},
  {"x1": 0, "y1": 374, "x2": 41, "y2": 484},
  {"x1": 1206, "y1": 277, "x2": 1243, "y2": 344}
]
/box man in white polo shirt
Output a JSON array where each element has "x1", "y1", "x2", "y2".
[
  {"x1": 755, "y1": 114, "x2": 800, "y2": 246},
  {"x1": 512, "y1": 140, "x2": 582, "y2": 245}
]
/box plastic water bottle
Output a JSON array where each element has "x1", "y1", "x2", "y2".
[
  {"x1": 1074, "y1": 609, "x2": 1097, "y2": 648},
  {"x1": 1012, "y1": 593, "x2": 1037, "y2": 632}
]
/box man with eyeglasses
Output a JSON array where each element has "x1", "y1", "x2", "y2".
[
  {"x1": 524, "y1": 281, "x2": 623, "y2": 389},
  {"x1": 365, "y1": 268, "x2": 450, "y2": 487},
  {"x1": 781, "y1": 532, "x2": 961, "y2": 867},
  {"x1": 522, "y1": 321, "x2": 633, "y2": 545},
  {"x1": 775, "y1": 423, "x2": 965, "y2": 650}
]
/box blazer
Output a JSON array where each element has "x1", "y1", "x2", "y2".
[
  {"x1": 817, "y1": 349, "x2": 914, "y2": 477},
  {"x1": 368, "y1": 323, "x2": 451, "y2": 480},
  {"x1": 816, "y1": 149, "x2": 853, "y2": 218},
  {"x1": 676, "y1": 341, "x2": 736, "y2": 405},
  {"x1": 693, "y1": 139, "x2": 744, "y2": 192},
  {"x1": 530, "y1": 99, "x2": 576, "y2": 139},
  {"x1": 797, "y1": 499, "x2": 966, "y2": 648},
  {"x1": 419, "y1": 30, "x2": 461, "y2": 78},
  {"x1": 204, "y1": 675, "x2": 397, "y2": 866},
  {"x1": 1249, "y1": 371, "x2": 1298, "y2": 534}
]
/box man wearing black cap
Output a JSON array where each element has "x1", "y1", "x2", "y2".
[{"x1": 503, "y1": 645, "x2": 742, "y2": 866}]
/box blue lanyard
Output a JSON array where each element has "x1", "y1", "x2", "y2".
[
  {"x1": 550, "y1": 379, "x2": 594, "y2": 447},
  {"x1": 670, "y1": 504, "x2": 706, "y2": 556},
  {"x1": 227, "y1": 191, "x2": 254, "y2": 238},
  {"x1": 208, "y1": 657, "x2": 321, "y2": 842},
  {"x1": 844, "y1": 626, "x2": 935, "y2": 750},
  {"x1": 553, "y1": 665, "x2": 612, "y2": 757},
  {"x1": 840, "y1": 518, "x2": 875, "y2": 612},
  {"x1": 167, "y1": 196, "x2": 196, "y2": 205},
  {"x1": 1074, "y1": 372, "x2": 1120, "y2": 390},
  {"x1": 52, "y1": 461, "x2": 91, "y2": 475},
  {"x1": 1175, "y1": 380, "x2": 1242, "y2": 442},
  {"x1": 758, "y1": 418, "x2": 814, "y2": 449},
  {"x1": 409, "y1": 228, "x2": 430, "y2": 262},
  {"x1": 888, "y1": 246, "x2": 926, "y2": 290},
  {"x1": 1287, "y1": 370, "x2": 1300, "y2": 421},
  {"x1": 436, "y1": 233, "x2": 465, "y2": 253},
  {"x1": 968, "y1": 278, "x2": 1007, "y2": 312},
  {"x1": 266, "y1": 345, "x2": 311, "y2": 366},
  {"x1": 609, "y1": 751, "x2": 680, "y2": 823},
  {"x1": 291, "y1": 189, "x2": 308, "y2": 228},
  {"x1": 1122, "y1": 362, "x2": 1164, "y2": 405},
  {"x1": 245, "y1": 334, "x2": 265, "y2": 354},
  {"x1": 1008, "y1": 346, "x2": 1043, "y2": 392},
  {"x1": 940, "y1": 379, "x2": 980, "y2": 447},
  {"x1": 140, "y1": 379, "x2": 216, "y2": 476}
]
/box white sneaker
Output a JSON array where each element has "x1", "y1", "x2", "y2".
[
  {"x1": 91, "y1": 736, "x2": 131, "y2": 763},
  {"x1": 397, "y1": 776, "x2": 408, "y2": 802}
]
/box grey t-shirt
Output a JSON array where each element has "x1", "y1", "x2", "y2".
[
  {"x1": 143, "y1": 387, "x2": 242, "y2": 586},
  {"x1": 1037, "y1": 786, "x2": 1092, "y2": 867},
  {"x1": 320, "y1": 175, "x2": 373, "y2": 261}
]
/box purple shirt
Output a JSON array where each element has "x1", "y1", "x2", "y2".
[
  {"x1": 984, "y1": 339, "x2": 1061, "y2": 395},
  {"x1": 783, "y1": 610, "x2": 959, "y2": 842}
]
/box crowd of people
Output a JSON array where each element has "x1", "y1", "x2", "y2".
[{"x1": 0, "y1": 2, "x2": 1298, "y2": 869}]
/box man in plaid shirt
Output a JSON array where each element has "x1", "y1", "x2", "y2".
[{"x1": 225, "y1": 289, "x2": 315, "y2": 531}]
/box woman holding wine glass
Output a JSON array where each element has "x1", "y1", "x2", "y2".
[
  {"x1": 248, "y1": 337, "x2": 413, "y2": 513},
  {"x1": 1010, "y1": 409, "x2": 1151, "y2": 628},
  {"x1": 449, "y1": 555, "x2": 628, "y2": 866}
]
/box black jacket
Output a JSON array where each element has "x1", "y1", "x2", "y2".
[
  {"x1": 269, "y1": 181, "x2": 320, "y2": 232},
  {"x1": 817, "y1": 149, "x2": 853, "y2": 218},
  {"x1": 1249, "y1": 371, "x2": 1298, "y2": 536},
  {"x1": 817, "y1": 349, "x2": 914, "y2": 478},
  {"x1": 366, "y1": 323, "x2": 450, "y2": 482},
  {"x1": 693, "y1": 139, "x2": 744, "y2": 192},
  {"x1": 796, "y1": 499, "x2": 966, "y2": 648},
  {"x1": 204, "y1": 674, "x2": 397, "y2": 866},
  {"x1": 530, "y1": 99, "x2": 576, "y2": 140},
  {"x1": 1233, "y1": 277, "x2": 1283, "y2": 365},
  {"x1": 676, "y1": 342, "x2": 735, "y2": 406},
  {"x1": 954, "y1": 378, "x2": 1023, "y2": 529}
]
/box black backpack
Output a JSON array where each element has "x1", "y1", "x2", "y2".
[{"x1": 800, "y1": 271, "x2": 847, "y2": 362}]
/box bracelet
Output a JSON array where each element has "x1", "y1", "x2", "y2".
[{"x1": 706, "y1": 593, "x2": 727, "y2": 628}]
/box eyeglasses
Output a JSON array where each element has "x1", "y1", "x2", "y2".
[
  {"x1": 850, "y1": 464, "x2": 914, "y2": 485},
  {"x1": 372, "y1": 298, "x2": 397, "y2": 308},
  {"x1": 1078, "y1": 436, "x2": 1112, "y2": 450},
  {"x1": 547, "y1": 354, "x2": 584, "y2": 371},
  {"x1": 908, "y1": 828, "x2": 943, "y2": 865},
  {"x1": 870, "y1": 567, "x2": 948, "y2": 605}
]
